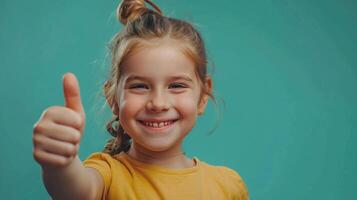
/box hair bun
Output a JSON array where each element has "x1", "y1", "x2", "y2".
[{"x1": 117, "y1": 0, "x2": 163, "y2": 25}]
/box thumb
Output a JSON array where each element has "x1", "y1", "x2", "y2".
[{"x1": 62, "y1": 72, "x2": 85, "y2": 120}]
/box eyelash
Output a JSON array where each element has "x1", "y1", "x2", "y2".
[
  {"x1": 128, "y1": 83, "x2": 187, "y2": 90},
  {"x1": 129, "y1": 83, "x2": 149, "y2": 89},
  {"x1": 169, "y1": 83, "x2": 187, "y2": 89}
]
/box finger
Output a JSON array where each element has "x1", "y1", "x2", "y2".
[
  {"x1": 38, "y1": 106, "x2": 83, "y2": 131},
  {"x1": 33, "y1": 121, "x2": 81, "y2": 144},
  {"x1": 62, "y1": 73, "x2": 85, "y2": 117},
  {"x1": 34, "y1": 134, "x2": 77, "y2": 157},
  {"x1": 34, "y1": 135, "x2": 77, "y2": 157},
  {"x1": 33, "y1": 148, "x2": 72, "y2": 168}
]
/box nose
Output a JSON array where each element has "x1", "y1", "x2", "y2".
[{"x1": 146, "y1": 90, "x2": 169, "y2": 113}]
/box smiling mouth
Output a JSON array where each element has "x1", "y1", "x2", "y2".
[{"x1": 138, "y1": 119, "x2": 178, "y2": 128}]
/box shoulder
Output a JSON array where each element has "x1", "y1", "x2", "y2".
[
  {"x1": 83, "y1": 152, "x2": 116, "y2": 164},
  {"x1": 82, "y1": 152, "x2": 115, "y2": 184},
  {"x1": 83, "y1": 152, "x2": 137, "y2": 199},
  {"x1": 199, "y1": 160, "x2": 244, "y2": 181},
  {"x1": 83, "y1": 152, "x2": 132, "y2": 173},
  {"x1": 83, "y1": 152, "x2": 134, "y2": 184},
  {"x1": 199, "y1": 160, "x2": 250, "y2": 200},
  {"x1": 83, "y1": 152, "x2": 118, "y2": 174}
]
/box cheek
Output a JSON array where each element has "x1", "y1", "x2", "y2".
[
  {"x1": 118, "y1": 95, "x2": 146, "y2": 121},
  {"x1": 174, "y1": 94, "x2": 199, "y2": 117}
]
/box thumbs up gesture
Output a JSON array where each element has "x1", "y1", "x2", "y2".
[{"x1": 33, "y1": 73, "x2": 86, "y2": 168}]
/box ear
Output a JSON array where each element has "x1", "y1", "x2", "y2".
[
  {"x1": 198, "y1": 76, "x2": 213, "y2": 115},
  {"x1": 104, "y1": 81, "x2": 119, "y2": 115}
]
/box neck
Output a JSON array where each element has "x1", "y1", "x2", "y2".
[{"x1": 126, "y1": 142, "x2": 195, "y2": 169}]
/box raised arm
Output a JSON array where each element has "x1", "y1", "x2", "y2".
[{"x1": 33, "y1": 73, "x2": 103, "y2": 200}]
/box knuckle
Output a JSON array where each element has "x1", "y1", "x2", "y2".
[
  {"x1": 33, "y1": 149, "x2": 42, "y2": 162},
  {"x1": 71, "y1": 130, "x2": 81, "y2": 143},
  {"x1": 44, "y1": 106, "x2": 60, "y2": 119},
  {"x1": 32, "y1": 121, "x2": 39, "y2": 130},
  {"x1": 66, "y1": 144, "x2": 76, "y2": 156},
  {"x1": 73, "y1": 114, "x2": 82, "y2": 128},
  {"x1": 33, "y1": 123, "x2": 45, "y2": 134},
  {"x1": 63, "y1": 107, "x2": 82, "y2": 128},
  {"x1": 43, "y1": 107, "x2": 53, "y2": 118},
  {"x1": 32, "y1": 134, "x2": 43, "y2": 146}
]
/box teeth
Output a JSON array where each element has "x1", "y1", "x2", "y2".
[{"x1": 142, "y1": 120, "x2": 174, "y2": 128}]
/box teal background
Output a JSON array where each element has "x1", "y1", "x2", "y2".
[{"x1": 0, "y1": 0, "x2": 356, "y2": 199}]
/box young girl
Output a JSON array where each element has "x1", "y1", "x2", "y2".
[{"x1": 32, "y1": 0, "x2": 249, "y2": 199}]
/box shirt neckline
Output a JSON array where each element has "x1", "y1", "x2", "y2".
[{"x1": 117, "y1": 152, "x2": 201, "y2": 175}]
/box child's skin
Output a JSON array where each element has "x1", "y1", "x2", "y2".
[
  {"x1": 115, "y1": 41, "x2": 211, "y2": 168},
  {"x1": 33, "y1": 40, "x2": 211, "y2": 200},
  {"x1": 33, "y1": 73, "x2": 103, "y2": 199}
]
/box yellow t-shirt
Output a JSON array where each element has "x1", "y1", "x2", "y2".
[{"x1": 83, "y1": 152, "x2": 249, "y2": 200}]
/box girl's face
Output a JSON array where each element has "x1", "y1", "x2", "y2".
[{"x1": 116, "y1": 41, "x2": 210, "y2": 153}]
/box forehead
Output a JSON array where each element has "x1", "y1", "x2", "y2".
[{"x1": 121, "y1": 42, "x2": 196, "y2": 79}]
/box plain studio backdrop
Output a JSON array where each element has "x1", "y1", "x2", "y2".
[{"x1": 0, "y1": 0, "x2": 356, "y2": 199}]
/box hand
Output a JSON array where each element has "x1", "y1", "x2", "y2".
[{"x1": 33, "y1": 73, "x2": 86, "y2": 169}]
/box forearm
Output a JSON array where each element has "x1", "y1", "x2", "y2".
[{"x1": 42, "y1": 155, "x2": 95, "y2": 200}]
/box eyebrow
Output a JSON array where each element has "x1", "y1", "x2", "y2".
[{"x1": 125, "y1": 74, "x2": 193, "y2": 83}]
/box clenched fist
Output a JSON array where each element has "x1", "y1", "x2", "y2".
[{"x1": 33, "y1": 73, "x2": 86, "y2": 168}]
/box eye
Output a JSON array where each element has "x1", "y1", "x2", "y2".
[
  {"x1": 129, "y1": 83, "x2": 149, "y2": 89},
  {"x1": 169, "y1": 83, "x2": 187, "y2": 89}
]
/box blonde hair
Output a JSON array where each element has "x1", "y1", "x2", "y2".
[{"x1": 103, "y1": 0, "x2": 214, "y2": 155}]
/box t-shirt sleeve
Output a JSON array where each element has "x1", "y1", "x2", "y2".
[
  {"x1": 223, "y1": 167, "x2": 250, "y2": 200},
  {"x1": 83, "y1": 152, "x2": 112, "y2": 200}
]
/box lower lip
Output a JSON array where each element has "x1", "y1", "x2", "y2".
[{"x1": 138, "y1": 120, "x2": 177, "y2": 133}]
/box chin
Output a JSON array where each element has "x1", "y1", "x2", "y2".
[{"x1": 144, "y1": 143, "x2": 173, "y2": 152}]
